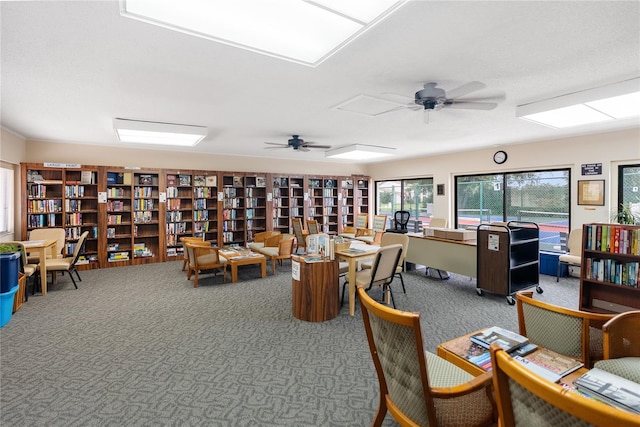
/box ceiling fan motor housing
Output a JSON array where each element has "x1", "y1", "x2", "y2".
[{"x1": 415, "y1": 83, "x2": 446, "y2": 110}]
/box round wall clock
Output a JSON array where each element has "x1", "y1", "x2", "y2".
[{"x1": 493, "y1": 150, "x2": 508, "y2": 164}]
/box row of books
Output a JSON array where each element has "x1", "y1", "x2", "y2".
[
  {"x1": 133, "y1": 187, "x2": 154, "y2": 198},
  {"x1": 65, "y1": 226, "x2": 98, "y2": 239},
  {"x1": 194, "y1": 199, "x2": 208, "y2": 209},
  {"x1": 166, "y1": 175, "x2": 193, "y2": 186},
  {"x1": 585, "y1": 224, "x2": 640, "y2": 255},
  {"x1": 245, "y1": 187, "x2": 265, "y2": 197},
  {"x1": 246, "y1": 198, "x2": 264, "y2": 208},
  {"x1": 133, "y1": 211, "x2": 154, "y2": 223},
  {"x1": 194, "y1": 211, "x2": 209, "y2": 221},
  {"x1": 108, "y1": 251, "x2": 130, "y2": 262},
  {"x1": 584, "y1": 258, "x2": 639, "y2": 287},
  {"x1": 28, "y1": 184, "x2": 51, "y2": 198},
  {"x1": 166, "y1": 199, "x2": 181, "y2": 210},
  {"x1": 107, "y1": 187, "x2": 127, "y2": 198},
  {"x1": 223, "y1": 198, "x2": 243, "y2": 208},
  {"x1": 65, "y1": 213, "x2": 83, "y2": 226},
  {"x1": 166, "y1": 222, "x2": 188, "y2": 235},
  {"x1": 106, "y1": 200, "x2": 126, "y2": 211},
  {"x1": 133, "y1": 199, "x2": 154, "y2": 210},
  {"x1": 28, "y1": 199, "x2": 63, "y2": 213},
  {"x1": 166, "y1": 211, "x2": 183, "y2": 222},
  {"x1": 65, "y1": 199, "x2": 82, "y2": 212},
  {"x1": 193, "y1": 187, "x2": 213, "y2": 198},
  {"x1": 64, "y1": 185, "x2": 88, "y2": 197}
]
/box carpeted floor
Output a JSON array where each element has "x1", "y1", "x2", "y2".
[{"x1": 0, "y1": 260, "x2": 580, "y2": 426}]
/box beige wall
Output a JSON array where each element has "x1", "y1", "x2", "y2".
[
  {"x1": 0, "y1": 128, "x2": 27, "y2": 241},
  {"x1": 24, "y1": 140, "x2": 367, "y2": 176},
  {"x1": 365, "y1": 128, "x2": 640, "y2": 230}
]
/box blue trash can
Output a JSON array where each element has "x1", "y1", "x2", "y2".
[
  {"x1": 0, "y1": 252, "x2": 20, "y2": 293},
  {"x1": 0, "y1": 285, "x2": 19, "y2": 327}
]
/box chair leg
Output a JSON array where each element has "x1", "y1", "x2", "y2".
[
  {"x1": 557, "y1": 261, "x2": 561, "y2": 282},
  {"x1": 193, "y1": 270, "x2": 199, "y2": 288},
  {"x1": 68, "y1": 270, "x2": 78, "y2": 289},
  {"x1": 396, "y1": 272, "x2": 405, "y2": 293},
  {"x1": 182, "y1": 259, "x2": 188, "y2": 271}
]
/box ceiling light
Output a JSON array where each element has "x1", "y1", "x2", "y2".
[
  {"x1": 113, "y1": 119, "x2": 207, "y2": 147},
  {"x1": 516, "y1": 77, "x2": 640, "y2": 128},
  {"x1": 120, "y1": 0, "x2": 407, "y2": 67},
  {"x1": 325, "y1": 144, "x2": 395, "y2": 160}
]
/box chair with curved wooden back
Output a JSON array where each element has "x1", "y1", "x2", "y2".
[
  {"x1": 189, "y1": 243, "x2": 227, "y2": 287},
  {"x1": 180, "y1": 236, "x2": 206, "y2": 271},
  {"x1": 490, "y1": 344, "x2": 639, "y2": 427},
  {"x1": 359, "y1": 288, "x2": 496, "y2": 427},
  {"x1": 185, "y1": 240, "x2": 212, "y2": 281},
  {"x1": 307, "y1": 219, "x2": 319, "y2": 235},
  {"x1": 557, "y1": 228, "x2": 582, "y2": 281},
  {"x1": 339, "y1": 213, "x2": 368, "y2": 239},
  {"x1": 593, "y1": 310, "x2": 640, "y2": 383},
  {"x1": 515, "y1": 291, "x2": 614, "y2": 367},
  {"x1": 291, "y1": 217, "x2": 308, "y2": 253},
  {"x1": 257, "y1": 233, "x2": 295, "y2": 274},
  {"x1": 355, "y1": 214, "x2": 388, "y2": 244}
]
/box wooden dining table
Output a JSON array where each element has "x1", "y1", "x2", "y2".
[
  {"x1": 21, "y1": 239, "x2": 57, "y2": 296},
  {"x1": 335, "y1": 242, "x2": 379, "y2": 316}
]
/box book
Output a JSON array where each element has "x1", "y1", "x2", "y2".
[
  {"x1": 205, "y1": 175, "x2": 216, "y2": 187},
  {"x1": 440, "y1": 336, "x2": 492, "y2": 371},
  {"x1": 574, "y1": 368, "x2": 640, "y2": 414},
  {"x1": 523, "y1": 347, "x2": 583, "y2": 378},
  {"x1": 470, "y1": 326, "x2": 529, "y2": 353},
  {"x1": 80, "y1": 170, "x2": 94, "y2": 184},
  {"x1": 510, "y1": 342, "x2": 539, "y2": 357},
  {"x1": 513, "y1": 355, "x2": 562, "y2": 383}
]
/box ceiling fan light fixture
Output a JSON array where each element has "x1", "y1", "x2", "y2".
[
  {"x1": 113, "y1": 118, "x2": 207, "y2": 147},
  {"x1": 516, "y1": 77, "x2": 640, "y2": 128},
  {"x1": 325, "y1": 144, "x2": 395, "y2": 160}
]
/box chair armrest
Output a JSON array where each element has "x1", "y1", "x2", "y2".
[
  {"x1": 342, "y1": 226, "x2": 356, "y2": 234},
  {"x1": 264, "y1": 234, "x2": 283, "y2": 247},
  {"x1": 279, "y1": 238, "x2": 295, "y2": 255},
  {"x1": 431, "y1": 370, "x2": 494, "y2": 398},
  {"x1": 355, "y1": 228, "x2": 373, "y2": 237}
]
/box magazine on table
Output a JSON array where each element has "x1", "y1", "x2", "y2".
[
  {"x1": 574, "y1": 368, "x2": 640, "y2": 414},
  {"x1": 470, "y1": 326, "x2": 529, "y2": 353},
  {"x1": 521, "y1": 347, "x2": 583, "y2": 378}
]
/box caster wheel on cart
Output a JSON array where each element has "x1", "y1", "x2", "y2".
[
  {"x1": 506, "y1": 296, "x2": 516, "y2": 305},
  {"x1": 476, "y1": 289, "x2": 484, "y2": 296},
  {"x1": 536, "y1": 286, "x2": 543, "y2": 294}
]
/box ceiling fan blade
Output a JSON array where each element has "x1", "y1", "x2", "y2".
[
  {"x1": 298, "y1": 146, "x2": 311, "y2": 152},
  {"x1": 446, "y1": 81, "x2": 486, "y2": 100},
  {"x1": 445, "y1": 101, "x2": 498, "y2": 110},
  {"x1": 451, "y1": 94, "x2": 506, "y2": 103},
  {"x1": 306, "y1": 144, "x2": 332, "y2": 149},
  {"x1": 264, "y1": 146, "x2": 288, "y2": 150},
  {"x1": 264, "y1": 142, "x2": 287, "y2": 146}
]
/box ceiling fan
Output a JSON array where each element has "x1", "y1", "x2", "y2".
[
  {"x1": 385, "y1": 81, "x2": 504, "y2": 121},
  {"x1": 264, "y1": 135, "x2": 331, "y2": 152}
]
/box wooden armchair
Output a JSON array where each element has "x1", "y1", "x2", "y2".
[
  {"x1": 340, "y1": 213, "x2": 368, "y2": 239},
  {"x1": 359, "y1": 288, "x2": 496, "y2": 427},
  {"x1": 257, "y1": 234, "x2": 295, "y2": 274},
  {"x1": 355, "y1": 214, "x2": 388, "y2": 245},
  {"x1": 185, "y1": 240, "x2": 212, "y2": 280},
  {"x1": 593, "y1": 310, "x2": 640, "y2": 383},
  {"x1": 306, "y1": 219, "x2": 320, "y2": 234},
  {"x1": 247, "y1": 230, "x2": 281, "y2": 252},
  {"x1": 490, "y1": 344, "x2": 638, "y2": 427},
  {"x1": 515, "y1": 291, "x2": 615, "y2": 367},
  {"x1": 189, "y1": 244, "x2": 227, "y2": 287},
  {"x1": 180, "y1": 236, "x2": 206, "y2": 271},
  {"x1": 291, "y1": 218, "x2": 308, "y2": 253}
]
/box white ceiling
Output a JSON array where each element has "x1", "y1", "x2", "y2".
[{"x1": 2, "y1": 1, "x2": 639, "y2": 164}]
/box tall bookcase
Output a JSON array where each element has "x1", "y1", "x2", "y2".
[
  {"x1": 580, "y1": 223, "x2": 640, "y2": 313},
  {"x1": 132, "y1": 171, "x2": 160, "y2": 264},
  {"x1": 105, "y1": 169, "x2": 133, "y2": 265},
  {"x1": 245, "y1": 175, "x2": 267, "y2": 242},
  {"x1": 272, "y1": 175, "x2": 290, "y2": 234},
  {"x1": 289, "y1": 176, "x2": 306, "y2": 230},
  {"x1": 356, "y1": 177, "x2": 370, "y2": 216},
  {"x1": 64, "y1": 167, "x2": 100, "y2": 268},
  {"x1": 340, "y1": 177, "x2": 354, "y2": 234},
  {"x1": 322, "y1": 178, "x2": 339, "y2": 234},
  {"x1": 165, "y1": 171, "x2": 193, "y2": 258},
  {"x1": 193, "y1": 172, "x2": 219, "y2": 244},
  {"x1": 222, "y1": 173, "x2": 245, "y2": 245}
]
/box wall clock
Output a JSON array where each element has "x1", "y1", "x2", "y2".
[{"x1": 493, "y1": 150, "x2": 508, "y2": 164}]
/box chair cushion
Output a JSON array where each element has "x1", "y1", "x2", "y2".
[
  {"x1": 558, "y1": 254, "x2": 581, "y2": 265},
  {"x1": 197, "y1": 254, "x2": 226, "y2": 265},
  {"x1": 356, "y1": 235, "x2": 374, "y2": 243},
  {"x1": 338, "y1": 233, "x2": 356, "y2": 239},
  {"x1": 594, "y1": 357, "x2": 640, "y2": 383},
  {"x1": 45, "y1": 258, "x2": 73, "y2": 270},
  {"x1": 248, "y1": 242, "x2": 265, "y2": 251},
  {"x1": 258, "y1": 247, "x2": 279, "y2": 257}
]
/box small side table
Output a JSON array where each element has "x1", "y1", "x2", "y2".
[{"x1": 292, "y1": 256, "x2": 339, "y2": 322}]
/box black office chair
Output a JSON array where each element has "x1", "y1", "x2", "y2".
[{"x1": 386, "y1": 210, "x2": 410, "y2": 234}]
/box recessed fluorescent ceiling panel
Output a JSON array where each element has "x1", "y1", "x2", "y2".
[
  {"x1": 113, "y1": 119, "x2": 207, "y2": 146},
  {"x1": 516, "y1": 77, "x2": 640, "y2": 128},
  {"x1": 325, "y1": 144, "x2": 395, "y2": 160},
  {"x1": 120, "y1": 0, "x2": 407, "y2": 67}
]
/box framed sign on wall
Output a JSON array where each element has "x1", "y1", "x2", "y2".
[{"x1": 578, "y1": 179, "x2": 605, "y2": 206}]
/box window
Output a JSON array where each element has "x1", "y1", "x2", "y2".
[
  {"x1": 376, "y1": 178, "x2": 434, "y2": 227},
  {"x1": 456, "y1": 169, "x2": 570, "y2": 252},
  {"x1": 0, "y1": 164, "x2": 14, "y2": 235},
  {"x1": 618, "y1": 164, "x2": 640, "y2": 222}
]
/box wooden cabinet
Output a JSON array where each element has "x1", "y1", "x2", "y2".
[
  {"x1": 307, "y1": 177, "x2": 339, "y2": 234},
  {"x1": 477, "y1": 221, "x2": 540, "y2": 305},
  {"x1": 291, "y1": 256, "x2": 339, "y2": 322},
  {"x1": 580, "y1": 223, "x2": 640, "y2": 313}
]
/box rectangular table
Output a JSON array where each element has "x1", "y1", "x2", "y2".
[
  {"x1": 335, "y1": 243, "x2": 379, "y2": 316},
  {"x1": 406, "y1": 233, "x2": 477, "y2": 278},
  {"x1": 21, "y1": 239, "x2": 57, "y2": 296},
  {"x1": 219, "y1": 249, "x2": 267, "y2": 283},
  {"x1": 437, "y1": 330, "x2": 587, "y2": 384}
]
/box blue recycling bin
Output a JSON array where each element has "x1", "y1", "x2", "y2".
[
  {"x1": 0, "y1": 252, "x2": 20, "y2": 293},
  {"x1": 0, "y1": 285, "x2": 19, "y2": 327}
]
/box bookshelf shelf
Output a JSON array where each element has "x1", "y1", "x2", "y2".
[{"x1": 580, "y1": 223, "x2": 640, "y2": 313}]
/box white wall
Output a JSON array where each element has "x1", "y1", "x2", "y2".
[
  {"x1": 365, "y1": 128, "x2": 640, "y2": 230},
  {"x1": 0, "y1": 128, "x2": 27, "y2": 241}
]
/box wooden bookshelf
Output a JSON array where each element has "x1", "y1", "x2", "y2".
[
  {"x1": 580, "y1": 223, "x2": 640, "y2": 313},
  {"x1": 192, "y1": 171, "x2": 219, "y2": 244},
  {"x1": 356, "y1": 177, "x2": 370, "y2": 216},
  {"x1": 104, "y1": 169, "x2": 133, "y2": 266},
  {"x1": 271, "y1": 175, "x2": 291, "y2": 234},
  {"x1": 24, "y1": 164, "x2": 64, "y2": 235},
  {"x1": 132, "y1": 171, "x2": 160, "y2": 264},
  {"x1": 64, "y1": 167, "x2": 99, "y2": 269},
  {"x1": 322, "y1": 177, "x2": 339, "y2": 235},
  {"x1": 339, "y1": 177, "x2": 354, "y2": 235},
  {"x1": 289, "y1": 176, "x2": 305, "y2": 231},
  {"x1": 165, "y1": 171, "x2": 193, "y2": 259},
  {"x1": 244, "y1": 174, "x2": 267, "y2": 242},
  {"x1": 222, "y1": 173, "x2": 246, "y2": 245}
]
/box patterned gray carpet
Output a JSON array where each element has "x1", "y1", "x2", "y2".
[{"x1": 0, "y1": 260, "x2": 579, "y2": 426}]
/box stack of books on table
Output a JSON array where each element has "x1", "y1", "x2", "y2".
[
  {"x1": 574, "y1": 368, "x2": 640, "y2": 414},
  {"x1": 512, "y1": 347, "x2": 583, "y2": 383},
  {"x1": 466, "y1": 326, "x2": 534, "y2": 371}
]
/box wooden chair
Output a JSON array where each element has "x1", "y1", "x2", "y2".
[
  {"x1": 291, "y1": 218, "x2": 308, "y2": 253},
  {"x1": 257, "y1": 234, "x2": 295, "y2": 274},
  {"x1": 340, "y1": 213, "x2": 368, "y2": 239},
  {"x1": 247, "y1": 231, "x2": 281, "y2": 252},
  {"x1": 355, "y1": 214, "x2": 388, "y2": 244},
  {"x1": 515, "y1": 291, "x2": 614, "y2": 367},
  {"x1": 185, "y1": 240, "x2": 212, "y2": 280},
  {"x1": 341, "y1": 244, "x2": 403, "y2": 308},
  {"x1": 189, "y1": 244, "x2": 227, "y2": 287},
  {"x1": 307, "y1": 219, "x2": 320, "y2": 234},
  {"x1": 359, "y1": 288, "x2": 496, "y2": 427},
  {"x1": 361, "y1": 232, "x2": 410, "y2": 293},
  {"x1": 180, "y1": 236, "x2": 206, "y2": 271},
  {"x1": 45, "y1": 231, "x2": 89, "y2": 290},
  {"x1": 557, "y1": 228, "x2": 582, "y2": 281},
  {"x1": 593, "y1": 310, "x2": 640, "y2": 383},
  {"x1": 490, "y1": 344, "x2": 639, "y2": 427}
]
